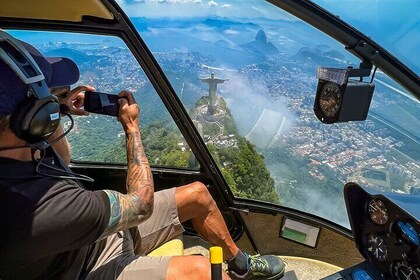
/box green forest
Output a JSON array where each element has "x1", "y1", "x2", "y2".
[
  {"x1": 98, "y1": 121, "x2": 192, "y2": 169},
  {"x1": 74, "y1": 95, "x2": 280, "y2": 204},
  {"x1": 190, "y1": 96, "x2": 279, "y2": 204}
]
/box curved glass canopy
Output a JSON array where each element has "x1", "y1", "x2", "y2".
[
  {"x1": 113, "y1": 0, "x2": 419, "y2": 227},
  {"x1": 312, "y1": 0, "x2": 419, "y2": 75}
]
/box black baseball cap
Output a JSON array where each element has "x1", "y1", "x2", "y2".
[{"x1": 0, "y1": 38, "x2": 80, "y2": 117}]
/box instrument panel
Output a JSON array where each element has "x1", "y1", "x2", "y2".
[
  {"x1": 363, "y1": 197, "x2": 420, "y2": 279},
  {"x1": 323, "y1": 183, "x2": 420, "y2": 280}
]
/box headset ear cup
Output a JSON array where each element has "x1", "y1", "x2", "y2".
[
  {"x1": 11, "y1": 96, "x2": 36, "y2": 141},
  {"x1": 10, "y1": 96, "x2": 60, "y2": 143},
  {"x1": 30, "y1": 101, "x2": 60, "y2": 141}
]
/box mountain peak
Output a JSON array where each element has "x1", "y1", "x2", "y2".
[
  {"x1": 255, "y1": 30, "x2": 267, "y2": 43},
  {"x1": 240, "y1": 30, "x2": 279, "y2": 57}
]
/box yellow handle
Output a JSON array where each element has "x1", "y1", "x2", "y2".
[{"x1": 210, "y1": 246, "x2": 223, "y2": 264}]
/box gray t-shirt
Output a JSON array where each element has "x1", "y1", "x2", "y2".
[{"x1": 0, "y1": 156, "x2": 110, "y2": 279}]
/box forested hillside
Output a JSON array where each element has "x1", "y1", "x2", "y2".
[{"x1": 97, "y1": 95, "x2": 279, "y2": 203}]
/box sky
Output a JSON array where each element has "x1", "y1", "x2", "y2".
[
  {"x1": 114, "y1": 0, "x2": 419, "y2": 72},
  {"x1": 313, "y1": 0, "x2": 417, "y2": 24},
  {"x1": 313, "y1": 0, "x2": 419, "y2": 72},
  {"x1": 115, "y1": 0, "x2": 295, "y2": 20},
  {"x1": 116, "y1": 0, "x2": 418, "y2": 21}
]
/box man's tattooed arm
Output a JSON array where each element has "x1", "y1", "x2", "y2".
[{"x1": 98, "y1": 130, "x2": 154, "y2": 240}]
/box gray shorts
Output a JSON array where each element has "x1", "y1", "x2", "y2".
[{"x1": 86, "y1": 188, "x2": 184, "y2": 280}]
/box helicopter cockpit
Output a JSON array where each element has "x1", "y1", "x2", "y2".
[{"x1": 0, "y1": 0, "x2": 418, "y2": 279}]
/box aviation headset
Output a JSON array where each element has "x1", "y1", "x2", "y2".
[
  {"x1": 0, "y1": 30, "x2": 60, "y2": 145},
  {"x1": 0, "y1": 30, "x2": 94, "y2": 182}
]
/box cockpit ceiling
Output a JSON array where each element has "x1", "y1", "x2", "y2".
[{"x1": 0, "y1": 0, "x2": 113, "y2": 22}]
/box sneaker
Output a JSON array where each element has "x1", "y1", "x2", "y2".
[{"x1": 228, "y1": 254, "x2": 286, "y2": 280}]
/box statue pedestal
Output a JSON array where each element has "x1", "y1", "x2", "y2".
[
  {"x1": 207, "y1": 105, "x2": 216, "y2": 115},
  {"x1": 197, "y1": 105, "x2": 225, "y2": 123}
]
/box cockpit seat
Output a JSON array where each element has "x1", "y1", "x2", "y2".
[{"x1": 147, "y1": 234, "x2": 184, "y2": 257}]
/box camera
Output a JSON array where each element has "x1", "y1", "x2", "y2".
[{"x1": 84, "y1": 91, "x2": 120, "y2": 117}]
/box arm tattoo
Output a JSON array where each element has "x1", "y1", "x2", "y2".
[
  {"x1": 97, "y1": 130, "x2": 154, "y2": 240},
  {"x1": 126, "y1": 131, "x2": 153, "y2": 194},
  {"x1": 132, "y1": 131, "x2": 146, "y2": 165},
  {"x1": 128, "y1": 131, "x2": 148, "y2": 167},
  {"x1": 98, "y1": 190, "x2": 151, "y2": 240}
]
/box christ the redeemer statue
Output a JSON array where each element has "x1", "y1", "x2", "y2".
[{"x1": 199, "y1": 73, "x2": 228, "y2": 115}]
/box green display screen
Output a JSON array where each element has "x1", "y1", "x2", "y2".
[{"x1": 282, "y1": 227, "x2": 307, "y2": 243}]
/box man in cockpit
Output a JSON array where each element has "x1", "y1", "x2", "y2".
[{"x1": 0, "y1": 32, "x2": 285, "y2": 280}]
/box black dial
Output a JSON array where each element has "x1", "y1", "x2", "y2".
[
  {"x1": 319, "y1": 82, "x2": 342, "y2": 118},
  {"x1": 392, "y1": 262, "x2": 420, "y2": 280},
  {"x1": 366, "y1": 233, "x2": 388, "y2": 262},
  {"x1": 368, "y1": 199, "x2": 389, "y2": 225}
]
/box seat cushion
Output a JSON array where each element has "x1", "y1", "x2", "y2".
[{"x1": 147, "y1": 235, "x2": 184, "y2": 257}]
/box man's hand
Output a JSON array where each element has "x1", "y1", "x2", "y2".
[
  {"x1": 49, "y1": 85, "x2": 94, "y2": 165},
  {"x1": 57, "y1": 85, "x2": 95, "y2": 116},
  {"x1": 117, "y1": 91, "x2": 139, "y2": 132}
]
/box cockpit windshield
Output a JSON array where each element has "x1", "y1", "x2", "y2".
[{"x1": 113, "y1": 0, "x2": 419, "y2": 228}]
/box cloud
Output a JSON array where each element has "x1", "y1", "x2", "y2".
[
  {"x1": 221, "y1": 4, "x2": 231, "y2": 8},
  {"x1": 208, "y1": 0, "x2": 218, "y2": 6},
  {"x1": 152, "y1": 0, "x2": 202, "y2": 3},
  {"x1": 122, "y1": 0, "x2": 146, "y2": 4},
  {"x1": 117, "y1": 0, "x2": 145, "y2": 3},
  {"x1": 220, "y1": 71, "x2": 296, "y2": 137},
  {"x1": 224, "y1": 29, "x2": 238, "y2": 34}
]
